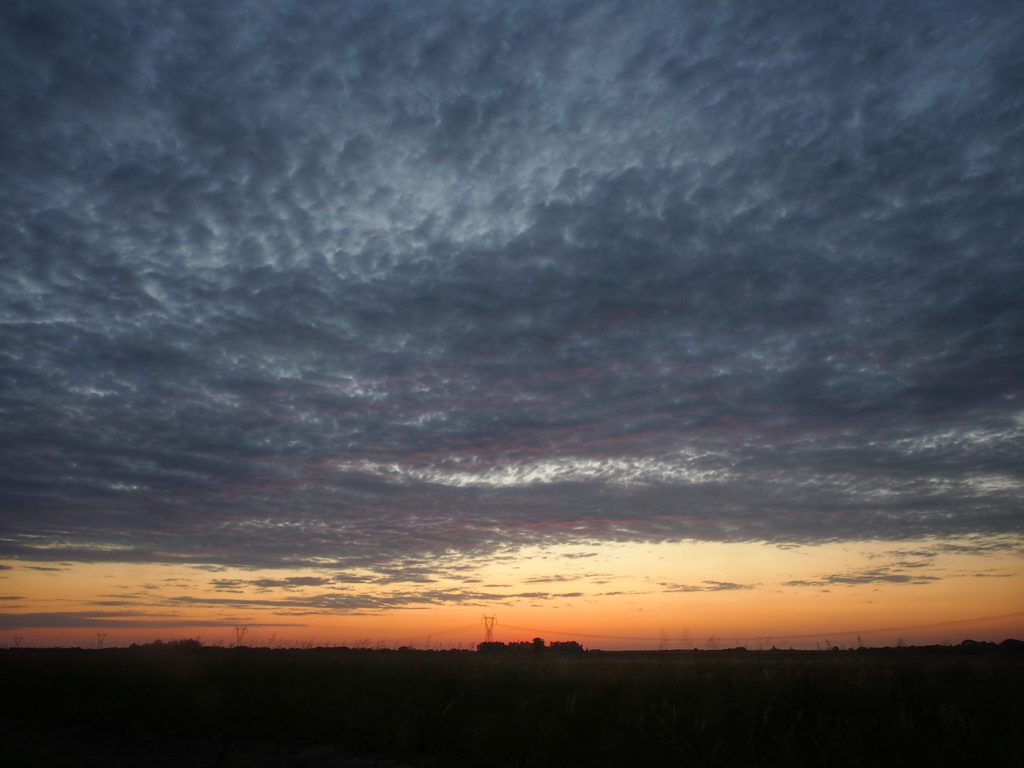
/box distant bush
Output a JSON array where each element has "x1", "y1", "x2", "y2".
[
  {"x1": 476, "y1": 641, "x2": 507, "y2": 653},
  {"x1": 129, "y1": 638, "x2": 203, "y2": 652},
  {"x1": 549, "y1": 640, "x2": 584, "y2": 654}
]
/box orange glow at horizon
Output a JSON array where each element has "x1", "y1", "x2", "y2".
[{"x1": 2, "y1": 535, "x2": 1021, "y2": 650}]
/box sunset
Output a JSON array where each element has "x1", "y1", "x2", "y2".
[
  {"x1": 2, "y1": 4, "x2": 1024, "y2": 765},
  {"x1": 3, "y1": 537, "x2": 1022, "y2": 650},
  {"x1": 2, "y1": 0, "x2": 1022, "y2": 658},
  {"x1": 3, "y1": 2, "x2": 1023, "y2": 762}
]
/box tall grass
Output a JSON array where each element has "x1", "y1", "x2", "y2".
[{"x1": 2, "y1": 645, "x2": 1020, "y2": 766}]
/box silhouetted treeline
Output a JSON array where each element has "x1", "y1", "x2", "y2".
[{"x1": 477, "y1": 637, "x2": 585, "y2": 654}]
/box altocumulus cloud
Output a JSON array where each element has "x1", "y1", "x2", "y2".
[{"x1": 1, "y1": 0, "x2": 1022, "y2": 571}]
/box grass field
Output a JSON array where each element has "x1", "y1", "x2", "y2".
[{"x1": 2, "y1": 642, "x2": 1021, "y2": 767}]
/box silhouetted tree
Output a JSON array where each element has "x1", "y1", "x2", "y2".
[
  {"x1": 549, "y1": 640, "x2": 584, "y2": 654},
  {"x1": 476, "y1": 641, "x2": 506, "y2": 653}
]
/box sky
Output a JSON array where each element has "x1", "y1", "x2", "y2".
[{"x1": 1, "y1": 0, "x2": 1022, "y2": 650}]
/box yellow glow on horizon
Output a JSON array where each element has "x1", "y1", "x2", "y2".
[{"x1": 2, "y1": 534, "x2": 1021, "y2": 649}]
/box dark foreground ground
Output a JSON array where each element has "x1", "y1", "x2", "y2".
[{"x1": 2, "y1": 642, "x2": 1021, "y2": 767}]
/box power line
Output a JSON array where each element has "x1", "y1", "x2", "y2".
[
  {"x1": 746, "y1": 611, "x2": 1024, "y2": 642},
  {"x1": 501, "y1": 624, "x2": 678, "y2": 642},
  {"x1": 333, "y1": 611, "x2": 1022, "y2": 651},
  {"x1": 500, "y1": 612, "x2": 1024, "y2": 644},
  {"x1": 394, "y1": 623, "x2": 481, "y2": 645}
]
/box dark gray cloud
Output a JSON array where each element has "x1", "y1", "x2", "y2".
[
  {"x1": 784, "y1": 566, "x2": 940, "y2": 588},
  {"x1": 1, "y1": 0, "x2": 1022, "y2": 571}
]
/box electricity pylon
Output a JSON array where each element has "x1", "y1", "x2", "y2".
[{"x1": 482, "y1": 614, "x2": 496, "y2": 643}]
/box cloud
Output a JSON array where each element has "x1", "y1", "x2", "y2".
[
  {"x1": 0, "y1": 611, "x2": 272, "y2": 630},
  {"x1": 660, "y1": 580, "x2": 758, "y2": 593},
  {"x1": 970, "y1": 572, "x2": 1015, "y2": 579},
  {"x1": 162, "y1": 586, "x2": 586, "y2": 614},
  {"x1": 1, "y1": 0, "x2": 1022, "y2": 575},
  {"x1": 785, "y1": 567, "x2": 941, "y2": 588},
  {"x1": 249, "y1": 576, "x2": 333, "y2": 590},
  {"x1": 523, "y1": 575, "x2": 582, "y2": 584}
]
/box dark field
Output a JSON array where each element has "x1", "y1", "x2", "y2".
[{"x1": 2, "y1": 643, "x2": 1021, "y2": 767}]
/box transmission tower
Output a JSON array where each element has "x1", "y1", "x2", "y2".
[
  {"x1": 234, "y1": 625, "x2": 248, "y2": 646},
  {"x1": 482, "y1": 614, "x2": 496, "y2": 643},
  {"x1": 96, "y1": 633, "x2": 107, "y2": 649}
]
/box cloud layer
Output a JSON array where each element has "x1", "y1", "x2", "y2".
[{"x1": 2, "y1": 0, "x2": 1022, "y2": 570}]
